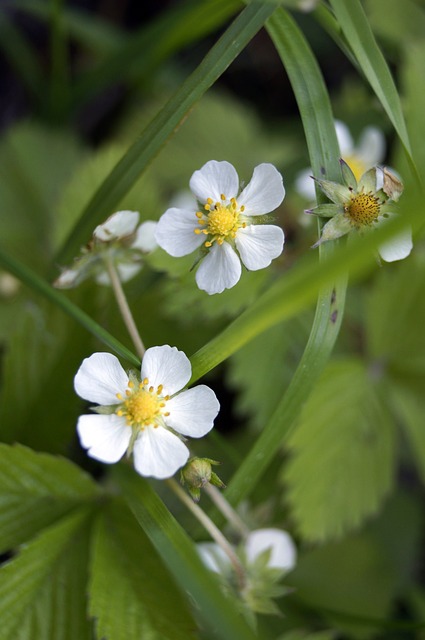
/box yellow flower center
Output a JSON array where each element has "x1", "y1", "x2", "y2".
[
  {"x1": 345, "y1": 154, "x2": 367, "y2": 181},
  {"x1": 345, "y1": 191, "x2": 381, "y2": 227},
  {"x1": 116, "y1": 379, "x2": 169, "y2": 429},
  {"x1": 194, "y1": 195, "x2": 246, "y2": 248}
]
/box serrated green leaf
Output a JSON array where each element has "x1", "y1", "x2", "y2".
[
  {"x1": 89, "y1": 499, "x2": 196, "y2": 640},
  {"x1": 283, "y1": 358, "x2": 396, "y2": 541},
  {"x1": 0, "y1": 443, "x2": 99, "y2": 553},
  {"x1": 0, "y1": 508, "x2": 92, "y2": 640},
  {"x1": 366, "y1": 255, "x2": 425, "y2": 376}
]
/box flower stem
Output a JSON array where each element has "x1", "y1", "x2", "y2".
[
  {"x1": 106, "y1": 258, "x2": 146, "y2": 359},
  {"x1": 166, "y1": 478, "x2": 246, "y2": 588},
  {"x1": 204, "y1": 483, "x2": 250, "y2": 538}
]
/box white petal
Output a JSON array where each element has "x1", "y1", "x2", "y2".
[
  {"x1": 155, "y1": 208, "x2": 204, "y2": 257},
  {"x1": 235, "y1": 224, "x2": 284, "y2": 270},
  {"x1": 357, "y1": 126, "x2": 386, "y2": 165},
  {"x1": 132, "y1": 220, "x2": 158, "y2": 252},
  {"x1": 77, "y1": 414, "x2": 131, "y2": 463},
  {"x1": 198, "y1": 543, "x2": 230, "y2": 573},
  {"x1": 141, "y1": 345, "x2": 191, "y2": 395},
  {"x1": 378, "y1": 228, "x2": 413, "y2": 262},
  {"x1": 165, "y1": 385, "x2": 220, "y2": 437},
  {"x1": 94, "y1": 210, "x2": 139, "y2": 241},
  {"x1": 294, "y1": 167, "x2": 316, "y2": 200},
  {"x1": 195, "y1": 242, "x2": 242, "y2": 294},
  {"x1": 132, "y1": 426, "x2": 189, "y2": 478},
  {"x1": 74, "y1": 352, "x2": 129, "y2": 405},
  {"x1": 245, "y1": 528, "x2": 297, "y2": 571},
  {"x1": 335, "y1": 120, "x2": 354, "y2": 155},
  {"x1": 238, "y1": 164, "x2": 285, "y2": 215},
  {"x1": 190, "y1": 161, "x2": 239, "y2": 204}
]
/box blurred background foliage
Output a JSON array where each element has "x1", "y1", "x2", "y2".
[{"x1": 0, "y1": 0, "x2": 424, "y2": 638}]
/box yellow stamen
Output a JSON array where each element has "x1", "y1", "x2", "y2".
[{"x1": 345, "y1": 191, "x2": 381, "y2": 226}]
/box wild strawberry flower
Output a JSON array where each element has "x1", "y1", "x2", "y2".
[
  {"x1": 74, "y1": 345, "x2": 220, "y2": 479},
  {"x1": 198, "y1": 528, "x2": 297, "y2": 575},
  {"x1": 295, "y1": 120, "x2": 386, "y2": 200},
  {"x1": 198, "y1": 527, "x2": 296, "y2": 614},
  {"x1": 309, "y1": 161, "x2": 412, "y2": 262},
  {"x1": 54, "y1": 210, "x2": 157, "y2": 288},
  {"x1": 155, "y1": 160, "x2": 285, "y2": 295}
]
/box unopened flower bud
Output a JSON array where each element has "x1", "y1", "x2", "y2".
[{"x1": 180, "y1": 457, "x2": 225, "y2": 501}]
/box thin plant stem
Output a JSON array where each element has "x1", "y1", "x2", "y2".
[
  {"x1": 204, "y1": 483, "x2": 250, "y2": 538},
  {"x1": 166, "y1": 478, "x2": 246, "y2": 589},
  {"x1": 105, "y1": 258, "x2": 146, "y2": 359}
]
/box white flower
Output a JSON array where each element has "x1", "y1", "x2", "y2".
[
  {"x1": 155, "y1": 161, "x2": 285, "y2": 295},
  {"x1": 198, "y1": 527, "x2": 297, "y2": 575},
  {"x1": 74, "y1": 345, "x2": 220, "y2": 479},
  {"x1": 295, "y1": 121, "x2": 386, "y2": 200},
  {"x1": 54, "y1": 211, "x2": 158, "y2": 289}
]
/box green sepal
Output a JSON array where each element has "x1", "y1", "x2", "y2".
[
  {"x1": 358, "y1": 167, "x2": 378, "y2": 193},
  {"x1": 314, "y1": 178, "x2": 351, "y2": 205},
  {"x1": 312, "y1": 214, "x2": 352, "y2": 248},
  {"x1": 306, "y1": 203, "x2": 340, "y2": 219},
  {"x1": 339, "y1": 158, "x2": 357, "y2": 190},
  {"x1": 91, "y1": 404, "x2": 119, "y2": 415}
]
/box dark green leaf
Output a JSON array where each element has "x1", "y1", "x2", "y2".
[
  {"x1": 89, "y1": 499, "x2": 196, "y2": 640},
  {"x1": 0, "y1": 508, "x2": 92, "y2": 640},
  {"x1": 0, "y1": 443, "x2": 99, "y2": 553}
]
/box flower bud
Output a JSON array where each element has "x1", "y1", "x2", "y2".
[{"x1": 180, "y1": 457, "x2": 225, "y2": 501}]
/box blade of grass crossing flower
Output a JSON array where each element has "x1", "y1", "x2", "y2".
[
  {"x1": 114, "y1": 465, "x2": 261, "y2": 640},
  {"x1": 55, "y1": 2, "x2": 276, "y2": 267},
  {"x1": 0, "y1": 246, "x2": 140, "y2": 368},
  {"x1": 327, "y1": 0, "x2": 417, "y2": 176}
]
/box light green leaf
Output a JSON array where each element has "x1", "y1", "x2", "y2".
[
  {"x1": 114, "y1": 465, "x2": 259, "y2": 640},
  {"x1": 89, "y1": 500, "x2": 196, "y2": 640},
  {"x1": 0, "y1": 508, "x2": 92, "y2": 640},
  {"x1": 283, "y1": 358, "x2": 396, "y2": 541},
  {"x1": 0, "y1": 443, "x2": 99, "y2": 553}
]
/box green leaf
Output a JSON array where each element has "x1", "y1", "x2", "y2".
[
  {"x1": 227, "y1": 316, "x2": 310, "y2": 431},
  {"x1": 282, "y1": 358, "x2": 396, "y2": 541},
  {"x1": 287, "y1": 490, "x2": 423, "y2": 635},
  {"x1": 89, "y1": 499, "x2": 196, "y2": 640},
  {"x1": 389, "y1": 382, "x2": 425, "y2": 485},
  {"x1": 0, "y1": 443, "x2": 99, "y2": 553},
  {"x1": 114, "y1": 465, "x2": 260, "y2": 640},
  {"x1": 366, "y1": 255, "x2": 425, "y2": 376},
  {"x1": 327, "y1": 0, "x2": 415, "y2": 170},
  {"x1": 56, "y1": 1, "x2": 276, "y2": 265},
  {"x1": 0, "y1": 508, "x2": 92, "y2": 640}
]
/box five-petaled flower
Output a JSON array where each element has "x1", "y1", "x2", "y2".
[
  {"x1": 308, "y1": 161, "x2": 412, "y2": 262},
  {"x1": 74, "y1": 345, "x2": 220, "y2": 479},
  {"x1": 155, "y1": 160, "x2": 285, "y2": 294}
]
